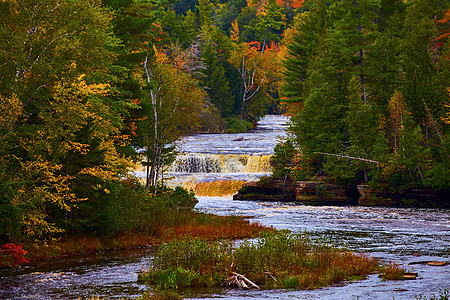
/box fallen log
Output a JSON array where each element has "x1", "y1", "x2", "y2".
[{"x1": 223, "y1": 272, "x2": 260, "y2": 289}]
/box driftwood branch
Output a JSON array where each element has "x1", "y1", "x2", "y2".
[
  {"x1": 264, "y1": 271, "x2": 278, "y2": 282},
  {"x1": 314, "y1": 152, "x2": 379, "y2": 165},
  {"x1": 223, "y1": 271, "x2": 260, "y2": 289}
]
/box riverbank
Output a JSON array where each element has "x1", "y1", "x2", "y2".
[
  {"x1": 17, "y1": 211, "x2": 267, "y2": 263},
  {"x1": 233, "y1": 177, "x2": 450, "y2": 208}
]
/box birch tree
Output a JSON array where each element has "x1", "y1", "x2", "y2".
[
  {"x1": 141, "y1": 48, "x2": 205, "y2": 193},
  {"x1": 230, "y1": 41, "x2": 280, "y2": 120}
]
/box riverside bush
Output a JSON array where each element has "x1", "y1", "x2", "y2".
[
  {"x1": 139, "y1": 230, "x2": 380, "y2": 290},
  {"x1": 0, "y1": 243, "x2": 29, "y2": 267}
]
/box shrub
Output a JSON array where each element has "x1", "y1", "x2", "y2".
[
  {"x1": 0, "y1": 243, "x2": 29, "y2": 267},
  {"x1": 226, "y1": 117, "x2": 253, "y2": 133}
]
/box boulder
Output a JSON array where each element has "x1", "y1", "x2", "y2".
[{"x1": 233, "y1": 178, "x2": 296, "y2": 201}]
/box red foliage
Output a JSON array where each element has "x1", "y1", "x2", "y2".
[
  {"x1": 0, "y1": 243, "x2": 29, "y2": 268},
  {"x1": 248, "y1": 40, "x2": 261, "y2": 51},
  {"x1": 276, "y1": 0, "x2": 303, "y2": 9}
]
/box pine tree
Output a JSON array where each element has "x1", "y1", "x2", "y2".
[
  {"x1": 282, "y1": 0, "x2": 328, "y2": 106},
  {"x1": 255, "y1": 0, "x2": 287, "y2": 45},
  {"x1": 202, "y1": 44, "x2": 234, "y2": 117}
]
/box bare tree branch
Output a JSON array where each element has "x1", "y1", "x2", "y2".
[{"x1": 314, "y1": 152, "x2": 379, "y2": 165}]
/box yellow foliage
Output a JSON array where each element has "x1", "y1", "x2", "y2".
[
  {"x1": 10, "y1": 156, "x2": 83, "y2": 240},
  {"x1": 74, "y1": 74, "x2": 110, "y2": 96},
  {"x1": 78, "y1": 166, "x2": 117, "y2": 182},
  {"x1": 0, "y1": 94, "x2": 22, "y2": 134},
  {"x1": 231, "y1": 19, "x2": 240, "y2": 42},
  {"x1": 64, "y1": 142, "x2": 90, "y2": 154},
  {"x1": 388, "y1": 91, "x2": 407, "y2": 151},
  {"x1": 443, "y1": 87, "x2": 450, "y2": 125}
]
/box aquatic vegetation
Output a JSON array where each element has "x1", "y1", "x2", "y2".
[
  {"x1": 378, "y1": 260, "x2": 409, "y2": 281},
  {"x1": 415, "y1": 289, "x2": 450, "y2": 300},
  {"x1": 139, "y1": 230, "x2": 379, "y2": 290}
]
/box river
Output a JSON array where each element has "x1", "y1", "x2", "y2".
[{"x1": 1, "y1": 115, "x2": 449, "y2": 300}]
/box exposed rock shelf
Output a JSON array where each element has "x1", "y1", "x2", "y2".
[
  {"x1": 357, "y1": 185, "x2": 450, "y2": 207},
  {"x1": 233, "y1": 178, "x2": 296, "y2": 201},
  {"x1": 233, "y1": 179, "x2": 449, "y2": 207},
  {"x1": 233, "y1": 179, "x2": 357, "y2": 205}
]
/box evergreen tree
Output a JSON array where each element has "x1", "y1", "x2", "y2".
[
  {"x1": 282, "y1": 0, "x2": 329, "y2": 105},
  {"x1": 399, "y1": 0, "x2": 448, "y2": 127},
  {"x1": 202, "y1": 44, "x2": 234, "y2": 117},
  {"x1": 255, "y1": 0, "x2": 287, "y2": 46}
]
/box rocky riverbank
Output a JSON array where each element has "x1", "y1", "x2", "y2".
[{"x1": 233, "y1": 178, "x2": 450, "y2": 208}]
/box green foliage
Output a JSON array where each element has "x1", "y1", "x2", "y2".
[
  {"x1": 70, "y1": 181, "x2": 197, "y2": 237},
  {"x1": 225, "y1": 116, "x2": 253, "y2": 133},
  {"x1": 270, "y1": 140, "x2": 297, "y2": 178},
  {"x1": 285, "y1": 0, "x2": 450, "y2": 191},
  {"x1": 415, "y1": 289, "x2": 450, "y2": 300},
  {"x1": 254, "y1": 0, "x2": 286, "y2": 44},
  {"x1": 201, "y1": 44, "x2": 234, "y2": 117},
  {"x1": 289, "y1": 155, "x2": 314, "y2": 181},
  {"x1": 140, "y1": 230, "x2": 379, "y2": 290}
]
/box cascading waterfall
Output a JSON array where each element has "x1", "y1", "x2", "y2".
[
  {"x1": 5, "y1": 115, "x2": 448, "y2": 300},
  {"x1": 166, "y1": 154, "x2": 272, "y2": 197},
  {"x1": 168, "y1": 153, "x2": 271, "y2": 174},
  {"x1": 245, "y1": 155, "x2": 271, "y2": 173},
  {"x1": 134, "y1": 115, "x2": 289, "y2": 197}
]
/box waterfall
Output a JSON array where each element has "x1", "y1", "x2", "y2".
[
  {"x1": 168, "y1": 153, "x2": 271, "y2": 174},
  {"x1": 134, "y1": 115, "x2": 288, "y2": 197}
]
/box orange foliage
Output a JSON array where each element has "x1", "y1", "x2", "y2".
[
  {"x1": 280, "y1": 101, "x2": 304, "y2": 115},
  {"x1": 249, "y1": 0, "x2": 303, "y2": 10},
  {"x1": 248, "y1": 40, "x2": 261, "y2": 50},
  {"x1": 276, "y1": 0, "x2": 303, "y2": 9},
  {"x1": 163, "y1": 216, "x2": 267, "y2": 241},
  {"x1": 231, "y1": 19, "x2": 240, "y2": 42},
  {"x1": 435, "y1": 9, "x2": 450, "y2": 61}
]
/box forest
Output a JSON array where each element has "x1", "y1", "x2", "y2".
[{"x1": 0, "y1": 0, "x2": 449, "y2": 255}]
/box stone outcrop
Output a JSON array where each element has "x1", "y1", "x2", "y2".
[
  {"x1": 295, "y1": 181, "x2": 358, "y2": 205},
  {"x1": 233, "y1": 178, "x2": 296, "y2": 201},
  {"x1": 233, "y1": 178, "x2": 358, "y2": 204},
  {"x1": 233, "y1": 177, "x2": 449, "y2": 207},
  {"x1": 357, "y1": 185, "x2": 450, "y2": 207}
]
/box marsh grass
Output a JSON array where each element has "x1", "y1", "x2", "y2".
[
  {"x1": 160, "y1": 212, "x2": 266, "y2": 241},
  {"x1": 378, "y1": 260, "x2": 407, "y2": 280},
  {"x1": 139, "y1": 230, "x2": 380, "y2": 290},
  {"x1": 26, "y1": 210, "x2": 264, "y2": 260}
]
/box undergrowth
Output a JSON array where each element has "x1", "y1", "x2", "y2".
[{"x1": 139, "y1": 230, "x2": 380, "y2": 290}]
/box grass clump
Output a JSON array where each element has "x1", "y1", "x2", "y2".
[
  {"x1": 139, "y1": 230, "x2": 379, "y2": 291},
  {"x1": 377, "y1": 260, "x2": 408, "y2": 280}
]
